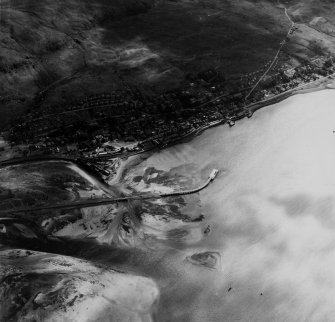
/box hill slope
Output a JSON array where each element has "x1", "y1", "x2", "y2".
[{"x1": 1, "y1": 0, "x2": 335, "y2": 124}]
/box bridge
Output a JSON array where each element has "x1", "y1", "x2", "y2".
[{"x1": 0, "y1": 169, "x2": 219, "y2": 215}]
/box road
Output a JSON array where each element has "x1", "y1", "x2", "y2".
[
  {"x1": 284, "y1": 7, "x2": 295, "y2": 27},
  {"x1": 0, "y1": 169, "x2": 219, "y2": 215},
  {"x1": 34, "y1": 106, "x2": 129, "y2": 120},
  {"x1": 245, "y1": 4, "x2": 295, "y2": 100},
  {"x1": 246, "y1": 72, "x2": 335, "y2": 113},
  {"x1": 3, "y1": 67, "x2": 334, "y2": 167}
]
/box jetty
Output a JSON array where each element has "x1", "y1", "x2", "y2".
[{"x1": 0, "y1": 169, "x2": 219, "y2": 214}]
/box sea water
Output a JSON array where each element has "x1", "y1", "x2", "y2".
[{"x1": 141, "y1": 90, "x2": 335, "y2": 321}]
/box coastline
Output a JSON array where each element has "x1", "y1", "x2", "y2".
[
  {"x1": 170, "y1": 73, "x2": 335, "y2": 149},
  {"x1": 248, "y1": 73, "x2": 335, "y2": 113},
  {"x1": 3, "y1": 85, "x2": 335, "y2": 321},
  {"x1": 145, "y1": 89, "x2": 335, "y2": 322},
  {"x1": 1, "y1": 73, "x2": 335, "y2": 182}
]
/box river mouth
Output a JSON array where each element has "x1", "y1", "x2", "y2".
[
  {"x1": 2, "y1": 90, "x2": 335, "y2": 321},
  {"x1": 0, "y1": 157, "x2": 208, "y2": 321}
]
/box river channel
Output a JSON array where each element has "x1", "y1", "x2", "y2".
[{"x1": 3, "y1": 90, "x2": 335, "y2": 321}]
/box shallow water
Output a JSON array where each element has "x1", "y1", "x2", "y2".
[
  {"x1": 3, "y1": 90, "x2": 335, "y2": 321},
  {"x1": 139, "y1": 90, "x2": 335, "y2": 321}
]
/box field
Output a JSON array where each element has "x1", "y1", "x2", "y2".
[{"x1": 2, "y1": 0, "x2": 335, "y2": 125}]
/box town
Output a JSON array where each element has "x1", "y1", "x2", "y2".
[{"x1": 2, "y1": 54, "x2": 335, "y2": 180}]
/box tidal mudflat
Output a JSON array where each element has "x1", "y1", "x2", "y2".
[
  {"x1": 3, "y1": 90, "x2": 335, "y2": 321},
  {"x1": 134, "y1": 90, "x2": 335, "y2": 321}
]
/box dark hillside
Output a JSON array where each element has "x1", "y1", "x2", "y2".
[{"x1": 1, "y1": 0, "x2": 335, "y2": 125}]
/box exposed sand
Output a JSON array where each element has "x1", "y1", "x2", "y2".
[
  {"x1": 138, "y1": 90, "x2": 335, "y2": 321},
  {"x1": 3, "y1": 90, "x2": 335, "y2": 321},
  {"x1": 0, "y1": 248, "x2": 159, "y2": 322}
]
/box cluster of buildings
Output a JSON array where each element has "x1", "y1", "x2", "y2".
[{"x1": 3, "y1": 55, "x2": 335, "y2": 174}]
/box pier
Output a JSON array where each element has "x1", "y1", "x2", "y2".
[{"x1": 0, "y1": 169, "x2": 219, "y2": 215}]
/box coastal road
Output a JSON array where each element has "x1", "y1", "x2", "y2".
[
  {"x1": 246, "y1": 72, "x2": 335, "y2": 114},
  {"x1": 245, "y1": 4, "x2": 295, "y2": 100}
]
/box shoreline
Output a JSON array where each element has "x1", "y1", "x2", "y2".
[
  {"x1": 1, "y1": 73, "x2": 334, "y2": 175},
  {"x1": 169, "y1": 73, "x2": 335, "y2": 148},
  {"x1": 147, "y1": 88, "x2": 335, "y2": 322},
  {"x1": 248, "y1": 73, "x2": 335, "y2": 114}
]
